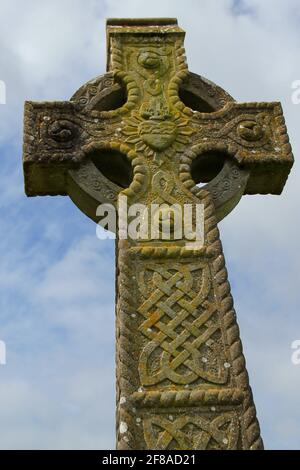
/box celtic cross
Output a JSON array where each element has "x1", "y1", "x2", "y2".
[{"x1": 23, "y1": 18, "x2": 293, "y2": 450}]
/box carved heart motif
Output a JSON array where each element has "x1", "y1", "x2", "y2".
[{"x1": 139, "y1": 120, "x2": 177, "y2": 151}]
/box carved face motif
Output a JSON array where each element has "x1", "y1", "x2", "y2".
[
  {"x1": 137, "y1": 50, "x2": 170, "y2": 77},
  {"x1": 139, "y1": 120, "x2": 177, "y2": 151},
  {"x1": 138, "y1": 51, "x2": 161, "y2": 69}
]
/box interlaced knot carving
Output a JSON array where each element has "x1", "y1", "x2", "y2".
[
  {"x1": 143, "y1": 413, "x2": 239, "y2": 450},
  {"x1": 138, "y1": 263, "x2": 228, "y2": 385}
]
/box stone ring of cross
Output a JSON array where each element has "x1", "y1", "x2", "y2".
[
  {"x1": 66, "y1": 70, "x2": 251, "y2": 225},
  {"x1": 23, "y1": 18, "x2": 293, "y2": 450}
]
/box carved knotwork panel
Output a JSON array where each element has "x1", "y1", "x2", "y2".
[
  {"x1": 136, "y1": 259, "x2": 231, "y2": 387},
  {"x1": 141, "y1": 409, "x2": 241, "y2": 450}
]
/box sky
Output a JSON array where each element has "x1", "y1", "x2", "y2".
[{"x1": 0, "y1": 0, "x2": 300, "y2": 450}]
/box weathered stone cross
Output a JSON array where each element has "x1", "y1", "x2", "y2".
[{"x1": 23, "y1": 18, "x2": 293, "y2": 450}]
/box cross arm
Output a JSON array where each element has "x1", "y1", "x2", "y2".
[
  {"x1": 23, "y1": 100, "x2": 88, "y2": 196},
  {"x1": 189, "y1": 101, "x2": 293, "y2": 195},
  {"x1": 23, "y1": 99, "x2": 122, "y2": 198}
]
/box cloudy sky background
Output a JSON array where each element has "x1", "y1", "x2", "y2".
[{"x1": 0, "y1": 0, "x2": 300, "y2": 449}]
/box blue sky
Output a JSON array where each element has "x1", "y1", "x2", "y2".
[{"x1": 0, "y1": 0, "x2": 300, "y2": 449}]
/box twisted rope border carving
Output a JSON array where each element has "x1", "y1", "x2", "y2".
[
  {"x1": 116, "y1": 240, "x2": 137, "y2": 450},
  {"x1": 130, "y1": 388, "x2": 244, "y2": 407},
  {"x1": 201, "y1": 187, "x2": 264, "y2": 450}
]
